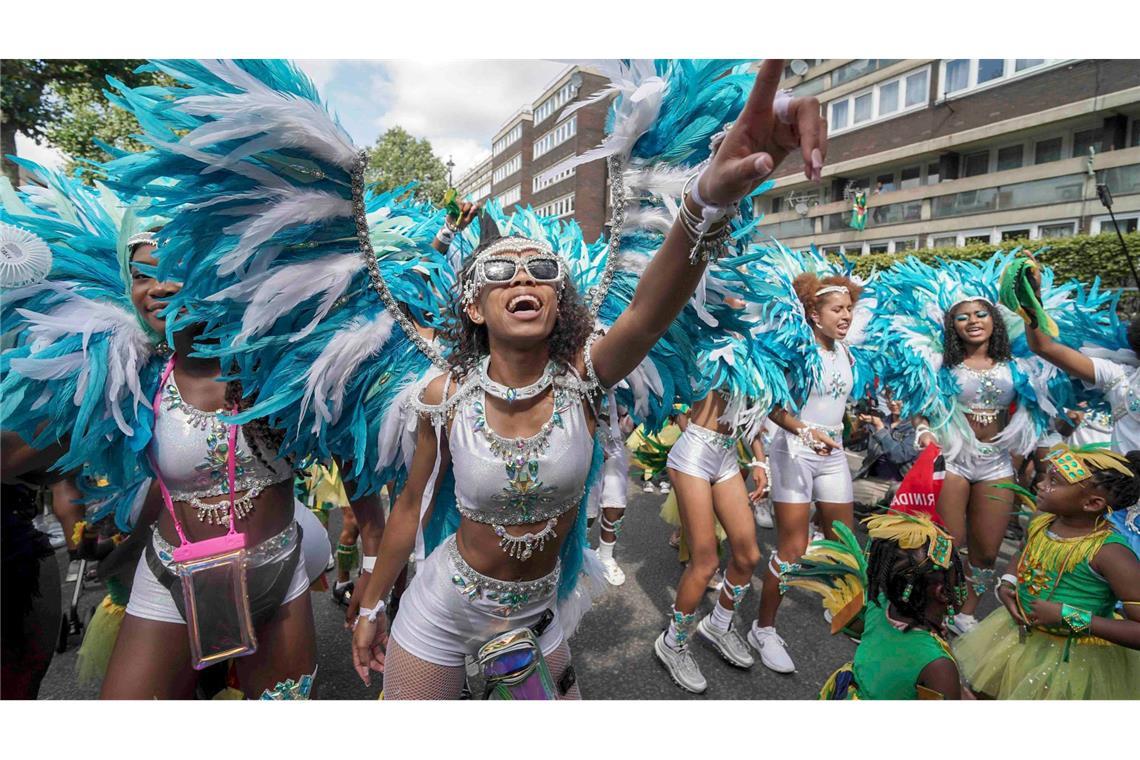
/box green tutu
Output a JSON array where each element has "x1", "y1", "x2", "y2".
[{"x1": 953, "y1": 606, "x2": 1140, "y2": 699}]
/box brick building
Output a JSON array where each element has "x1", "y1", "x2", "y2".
[
  {"x1": 456, "y1": 66, "x2": 616, "y2": 241},
  {"x1": 760, "y1": 59, "x2": 1140, "y2": 254}
]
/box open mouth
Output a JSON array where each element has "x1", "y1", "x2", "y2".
[{"x1": 507, "y1": 294, "x2": 542, "y2": 315}]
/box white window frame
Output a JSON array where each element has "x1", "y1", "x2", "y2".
[
  {"x1": 533, "y1": 165, "x2": 576, "y2": 193},
  {"x1": 534, "y1": 81, "x2": 578, "y2": 125},
  {"x1": 536, "y1": 192, "x2": 575, "y2": 219},
  {"x1": 496, "y1": 184, "x2": 521, "y2": 208},
  {"x1": 828, "y1": 65, "x2": 930, "y2": 136},
  {"x1": 937, "y1": 59, "x2": 1062, "y2": 101},
  {"x1": 492, "y1": 154, "x2": 521, "y2": 185},
  {"x1": 1092, "y1": 214, "x2": 1140, "y2": 235},
  {"x1": 862, "y1": 237, "x2": 919, "y2": 255},
  {"x1": 532, "y1": 116, "x2": 577, "y2": 160},
  {"x1": 1035, "y1": 220, "x2": 1079, "y2": 239},
  {"x1": 492, "y1": 124, "x2": 523, "y2": 157},
  {"x1": 997, "y1": 224, "x2": 1034, "y2": 242},
  {"x1": 465, "y1": 182, "x2": 492, "y2": 203}
]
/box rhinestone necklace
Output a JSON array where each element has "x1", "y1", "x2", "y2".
[{"x1": 478, "y1": 357, "x2": 556, "y2": 404}]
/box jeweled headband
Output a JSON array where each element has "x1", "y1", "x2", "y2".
[
  {"x1": 863, "y1": 511, "x2": 954, "y2": 569},
  {"x1": 1047, "y1": 443, "x2": 1135, "y2": 485},
  {"x1": 815, "y1": 285, "x2": 849, "y2": 298},
  {"x1": 948, "y1": 295, "x2": 991, "y2": 311},
  {"x1": 127, "y1": 231, "x2": 159, "y2": 250}
]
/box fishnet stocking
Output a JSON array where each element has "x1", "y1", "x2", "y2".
[{"x1": 545, "y1": 641, "x2": 581, "y2": 700}]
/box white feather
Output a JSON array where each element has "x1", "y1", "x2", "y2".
[
  {"x1": 300, "y1": 311, "x2": 396, "y2": 431},
  {"x1": 217, "y1": 190, "x2": 351, "y2": 275},
  {"x1": 210, "y1": 253, "x2": 363, "y2": 343}
]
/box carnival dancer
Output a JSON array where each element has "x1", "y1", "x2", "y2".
[
  {"x1": 782, "y1": 512, "x2": 967, "y2": 699},
  {"x1": 866, "y1": 253, "x2": 1070, "y2": 635},
  {"x1": 588, "y1": 409, "x2": 633, "y2": 586},
  {"x1": 954, "y1": 443, "x2": 1140, "y2": 698},
  {"x1": 737, "y1": 247, "x2": 874, "y2": 675}
]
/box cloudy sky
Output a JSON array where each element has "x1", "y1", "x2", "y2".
[{"x1": 17, "y1": 60, "x2": 570, "y2": 183}]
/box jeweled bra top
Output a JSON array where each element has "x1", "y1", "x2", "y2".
[
  {"x1": 951, "y1": 362, "x2": 1015, "y2": 416},
  {"x1": 423, "y1": 364, "x2": 595, "y2": 527},
  {"x1": 150, "y1": 371, "x2": 292, "y2": 502}
]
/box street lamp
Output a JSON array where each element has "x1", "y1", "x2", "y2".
[{"x1": 446, "y1": 155, "x2": 455, "y2": 187}]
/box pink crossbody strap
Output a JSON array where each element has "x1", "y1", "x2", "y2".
[{"x1": 151, "y1": 355, "x2": 240, "y2": 548}]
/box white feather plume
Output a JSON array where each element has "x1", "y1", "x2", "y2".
[{"x1": 300, "y1": 311, "x2": 396, "y2": 431}]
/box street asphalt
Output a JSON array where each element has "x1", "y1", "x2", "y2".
[{"x1": 36, "y1": 473, "x2": 1008, "y2": 700}]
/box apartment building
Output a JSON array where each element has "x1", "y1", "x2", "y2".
[
  {"x1": 760, "y1": 59, "x2": 1140, "y2": 254},
  {"x1": 455, "y1": 66, "x2": 616, "y2": 241}
]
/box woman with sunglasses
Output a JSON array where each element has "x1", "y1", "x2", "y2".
[
  {"x1": 347, "y1": 59, "x2": 827, "y2": 699},
  {"x1": 864, "y1": 254, "x2": 1067, "y2": 637}
]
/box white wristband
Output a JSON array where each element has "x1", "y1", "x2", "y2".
[
  {"x1": 435, "y1": 226, "x2": 455, "y2": 246},
  {"x1": 356, "y1": 598, "x2": 387, "y2": 625},
  {"x1": 361, "y1": 555, "x2": 377, "y2": 573}
]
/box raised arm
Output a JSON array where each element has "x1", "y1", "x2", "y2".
[
  {"x1": 1024, "y1": 321, "x2": 1096, "y2": 385},
  {"x1": 591, "y1": 60, "x2": 827, "y2": 387}
]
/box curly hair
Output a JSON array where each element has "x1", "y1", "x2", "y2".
[
  {"x1": 440, "y1": 255, "x2": 594, "y2": 379},
  {"x1": 792, "y1": 273, "x2": 863, "y2": 317},
  {"x1": 942, "y1": 299, "x2": 1012, "y2": 367},
  {"x1": 867, "y1": 538, "x2": 966, "y2": 632}
]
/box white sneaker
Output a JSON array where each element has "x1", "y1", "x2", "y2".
[
  {"x1": 654, "y1": 632, "x2": 708, "y2": 694},
  {"x1": 753, "y1": 499, "x2": 774, "y2": 529},
  {"x1": 810, "y1": 527, "x2": 825, "y2": 545},
  {"x1": 748, "y1": 624, "x2": 796, "y2": 673},
  {"x1": 658, "y1": 481, "x2": 671, "y2": 494},
  {"x1": 643, "y1": 482, "x2": 656, "y2": 493},
  {"x1": 599, "y1": 555, "x2": 626, "y2": 586},
  {"x1": 947, "y1": 613, "x2": 979, "y2": 636},
  {"x1": 707, "y1": 569, "x2": 724, "y2": 592}
]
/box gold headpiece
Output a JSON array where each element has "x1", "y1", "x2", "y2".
[
  {"x1": 863, "y1": 511, "x2": 954, "y2": 569},
  {"x1": 1046, "y1": 443, "x2": 1134, "y2": 485}
]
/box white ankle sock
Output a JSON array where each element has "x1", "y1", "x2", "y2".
[
  {"x1": 708, "y1": 601, "x2": 735, "y2": 632},
  {"x1": 597, "y1": 538, "x2": 615, "y2": 563}
]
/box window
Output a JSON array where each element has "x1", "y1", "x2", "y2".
[
  {"x1": 1092, "y1": 215, "x2": 1138, "y2": 235},
  {"x1": 932, "y1": 235, "x2": 958, "y2": 248},
  {"x1": 879, "y1": 80, "x2": 899, "y2": 115},
  {"x1": 932, "y1": 188, "x2": 999, "y2": 218},
  {"x1": 963, "y1": 151, "x2": 989, "y2": 177},
  {"x1": 868, "y1": 242, "x2": 890, "y2": 254},
  {"x1": 977, "y1": 59, "x2": 1005, "y2": 85},
  {"x1": 793, "y1": 77, "x2": 827, "y2": 98},
  {"x1": 1039, "y1": 222, "x2": 1075, "y2": 238},
  {"x1": 534, "y1": 80, "x2": 578, "y2": 125},
  {"x1": 465, "y1": 182, "x2": 491, "y2": 202},
  {"x1": 533, "y1": 165, "x2": 575, "y2": 193},
  {"x1": 492, "y1": 154, "x2": 521, "y2": 184},
  {"x1": 944, "y1": 59, "x2": 970, "y2": 94},
  {"x1": 496, "y1": 185, "x2": 520, "y2": 207},
  {"x1": 830, "y1": 100, "x2": 849, "y2": 130},
  {"x1": 828, "y1": 65, "x2": 930, "y2": 135},
  {"x1": 1035, "y1": 137, "x2": 1062, "y2": 164},
  {"x1": 832, "y1": 59, "x2": 901, "y2": 86},
  {"x1": 1133, "y1": 119, "x2": 1140, "y2": 148},
  {"x1": 939, "y1": 59, "x2": 1057, "y2": 99},
  {"x1": 1072, "y1": 128, "x2": 1102, "y2": 158},
  {"x1": 997, "y1": 145, "x2": 1024, "y2": 172},
  {"x1": 1001, "y1": 228, "x2": 1030, "y2": 241},
  {"x1": 532, "y1": 116, "x2": 577, "y2": 159},
  {"x1": 964, "y1": 233, "x2": 992, "y2": 246},
  {"x1": 1096, "y1": 164, "x2": 1140, "y2": 197},
  {"x1": 998, "y1": 174, "x2": 1084, "y2": 210},
  {"x1": 900, "y1": 165, "x2": 921, "y2": 190},
  {"x1": 492, "y1": 124, "x2": 522, "y2": 157},
  {"x1": 926, "y1": 162, "x2": 941, "y2": 185},
  {"x1": 535, "y1": 193, "x2": 575, "y2": 219},
  {"x1": 895, "y1": 238, "x2": 917, "y2": 252},
  {"x1": 904, "y1": 70, "x2": 928, "y2": 107}
]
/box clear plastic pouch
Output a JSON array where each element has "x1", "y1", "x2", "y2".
[{"x1": 176, "y1": 547, "x2": 258, "y2": 670}]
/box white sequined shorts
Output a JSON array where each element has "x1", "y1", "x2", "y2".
[
  {"x1": 944, "y1": 443, "x2": 1014, "y2": 482},
  {"x1": 666, "y1": 424, "x2": 738, "y2": 484},
  {"x1": 389, "y1": 534, "x2": 563, "y2": 667},
  {"x1": 768, "y1": 429, "x2": 853, "y2": 504}
]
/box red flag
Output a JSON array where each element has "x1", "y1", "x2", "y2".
[{"x1": 888, "y1": 444, "x2": 945, "y2": 526}]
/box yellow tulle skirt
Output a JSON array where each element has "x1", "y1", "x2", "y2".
[
  {"x1": 76, "y1": 595, "x2": 126, "y2": 685},
  {"x1": 953, "y1": 606, "x2": 1140, "y2": 699},
  {"x1": 658, "y1": 491, "x2": 726, "y2": 563}
]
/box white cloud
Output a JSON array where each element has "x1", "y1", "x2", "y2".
[
  {"x1": 366, "y1": 60, "x2": 567, "y2": 178},
  {"x1": 296, "y1": 60, "x2": 342, "y2": 91}
]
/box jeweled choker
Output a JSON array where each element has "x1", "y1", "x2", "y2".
[{"x1": 478, "y1": 357, "x2": 556, "y2": 404}]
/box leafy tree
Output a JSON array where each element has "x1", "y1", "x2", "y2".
[
  {"x1": 364, "y1": 126, "x2": 449, "y2": 203},
  {"x1": 0, "y1": 59, "x2": 151, "y2": 184}
]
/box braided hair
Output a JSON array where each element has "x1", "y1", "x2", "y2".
[
  {"x1": 867, "y1": 538, "x2": 965, "y2": 632},
  {"x1": 223, "y1": 375, "x2": 288, "y2": 472},
  {"x1": 1089, "y1": 450, "x2": 1140, "y2": 510},
  {"x1": 942, "y1": 299, "x2": 1012, "y2": 367}
]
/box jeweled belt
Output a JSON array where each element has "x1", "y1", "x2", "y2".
[
  {"x1": 153, "y1": 520, "x2": 298, "y2": 567},
  {"x1": 447, "y1": 536, "x2": 559, "y2": 613},
  {"x1": 686, "y1": 422, "x2": 736, "y2": 450}
]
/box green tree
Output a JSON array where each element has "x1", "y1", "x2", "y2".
[
  {"x1": 0, "y1": 59, "x2": 152, "y2": 184},
  {"x1": 364, "y1": 126, "x2": 448, "y2": 203}
]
